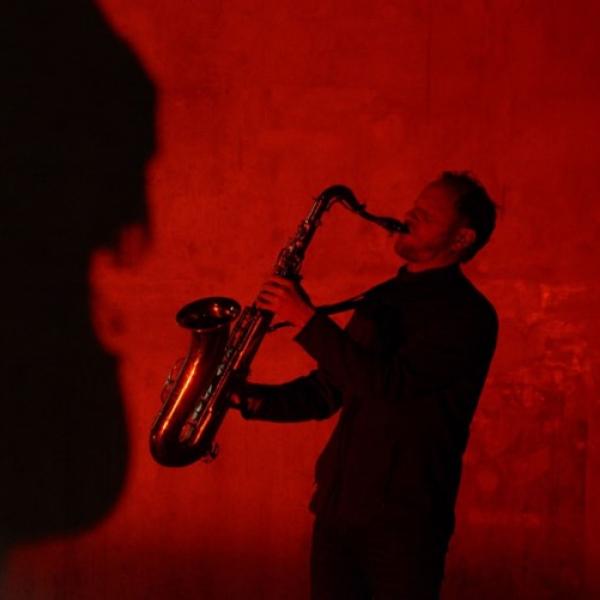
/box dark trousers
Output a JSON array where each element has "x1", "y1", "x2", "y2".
[{"x1": 310, "y1": 515, "x2": 448, "y2": 599}]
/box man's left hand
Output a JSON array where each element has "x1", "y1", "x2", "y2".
[{"x1": 255, "y1": 275, "x2": 316, "y2": 330}]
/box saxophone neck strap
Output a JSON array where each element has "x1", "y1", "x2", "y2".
[{"x1": 315, "y1": 292, "x2": 368, "y2": 316}]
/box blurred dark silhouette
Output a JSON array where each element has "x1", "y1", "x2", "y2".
[{"x1": 0, "y1": 0, "x2": 155, "y2": 564}]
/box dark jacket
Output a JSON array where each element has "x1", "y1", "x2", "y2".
[{"x1": 240, "y1": 263, "x2": 498, "y2": 538}]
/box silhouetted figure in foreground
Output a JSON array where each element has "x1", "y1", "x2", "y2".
[
  {"x1": 0, "y1": 0, "x2": 154, "y2": 569},
  {"x1": 232, "y1": 172, "x2": 498, "y2": 599}
]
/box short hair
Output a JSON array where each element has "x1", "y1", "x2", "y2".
[{"x1": 434, "y1": 171, "x2": 497, "y2": 262}]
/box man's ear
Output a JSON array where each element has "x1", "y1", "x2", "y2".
[{"x1": 451, "y1": 227, "x2": 476, "y2": 253}]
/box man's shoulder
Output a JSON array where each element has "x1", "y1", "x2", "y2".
[
  {"x1": 362, "y1": 266, "x2": 498, "y2": 326},
  {"x1": 455, "y1": 272, "x2": 499, "y2": 330}
]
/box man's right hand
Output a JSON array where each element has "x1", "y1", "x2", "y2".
[
  {"x1": 228, "y1": 368, "x2": 251, "y2": 414},
  {"x1": 228, "y1": 379, "x2": 264, "y2": 420}
]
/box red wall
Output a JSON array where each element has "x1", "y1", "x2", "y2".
[{"x1": 3, "y1": 1, "x2": 600, "y2": 598}]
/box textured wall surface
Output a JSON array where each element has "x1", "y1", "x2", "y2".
[{"x1": 2, "y1": 1, "x2": 599, "y2": 598}]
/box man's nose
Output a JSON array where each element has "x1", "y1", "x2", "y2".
[{"x1": 405, "y1": 208, "x2": 417, "y2": 222}]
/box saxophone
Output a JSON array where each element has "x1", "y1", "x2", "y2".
[{"x1": 150, "y1": 185, "x2": 408, "y2": 466}]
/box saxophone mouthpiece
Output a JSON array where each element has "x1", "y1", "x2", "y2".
[
  {"x1": 362, "y1": 213, "x2": 409, "y2": 234},
  {"x1": 381, "y1": 217, "x2": 410, "y2": 234}
]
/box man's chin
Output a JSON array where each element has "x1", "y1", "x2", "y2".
[{"x1": 393, "y1": 242, "x2": 416, "y2": 261}]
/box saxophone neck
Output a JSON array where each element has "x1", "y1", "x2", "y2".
[
  {"x1": 317, "y1": 184, "x2": 364, "y2": 211},
  {"x1": 273, "y1": 184, "x2": 408, "y2": 279},
  {"x1": 318, "y1": 184, "x2": 408, "y2": 234}
]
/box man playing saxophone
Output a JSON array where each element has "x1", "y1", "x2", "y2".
[{"x1": 231, "y1": 171, "x2": 498, "y2": 600}]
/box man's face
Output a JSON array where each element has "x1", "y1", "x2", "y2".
[{"x1": 394, "y1": 183, "x2": 466, "y2": 263}]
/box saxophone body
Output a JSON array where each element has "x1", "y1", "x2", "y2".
[{"x1": 150, "y1": 185, "x2": 407, "y2": 467}]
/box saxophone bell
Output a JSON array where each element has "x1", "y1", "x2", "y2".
[{"x1": 150, "y1": 297, "x2": 241, "y2": 467}]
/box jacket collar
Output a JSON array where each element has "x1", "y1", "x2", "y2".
[{"x1": 395, "y1": 262, "x2": 462, "y2": 285}]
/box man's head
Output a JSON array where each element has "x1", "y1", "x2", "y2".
[{"x1": 394, "y1": 171, "x2": 496, "y2": 268}]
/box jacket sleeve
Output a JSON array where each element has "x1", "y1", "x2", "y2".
[
  {"x1": 239, "y1": 368, "x2": 343, "y2": 422},
  {"x1": 293, "y1": 308, "x2": 498, "y2": 403}
]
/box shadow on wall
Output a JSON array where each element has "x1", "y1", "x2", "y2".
[{"x1": 0, "y1": 0, "x2": 154, "y2": 560}]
